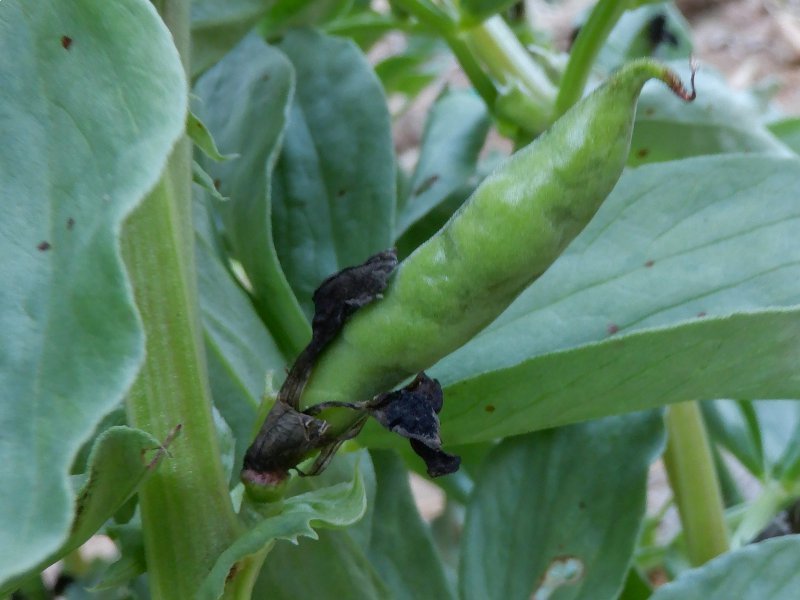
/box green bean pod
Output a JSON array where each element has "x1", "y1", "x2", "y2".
[{"x1": 301, "y1": 59, "x2": 695, "y2": 408}]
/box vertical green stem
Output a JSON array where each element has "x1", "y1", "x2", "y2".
[
  {"x1": 389, "y1": 0, "x2": 497, "y2": 108},
  {"x1": 663, "y1": 401, "x2": 730, "y2": 566},
  {"x1": 443, "y1": 32, "x2": 499, "y2": 109},
  {"x1": 462, "y1": 16, "x2": 556, "y2": 108},
  {"x1": 554, "y1": 0, "x2": 628, "y2": 116},
  {"x1": 120, "y1": 2, "x2": 250, "y2": 597}
]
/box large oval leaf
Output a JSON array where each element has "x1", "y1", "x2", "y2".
[
  {"x1": 271, "y1": 28, "x2": 396, "y2": 315},
  {"x1": 360, "y1": 155, "x2": 800, "y2": 446},
  {"x1": 0, "y1": 427, "x2": 163, "y2": 594},
  {"x1": 459, "y1": 411, "x2": 663, "y2": 600},
  {"x1": 0, "y1": 0, "x2": 185, "y2": 584},
  {"x1": 650, "y1": 536, "x2": 800, "y2": 600},
  {"x1": 369, "y1": 451, "x2": 454, "y2": 600}
]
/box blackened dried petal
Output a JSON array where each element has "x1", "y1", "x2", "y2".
[
  {"x1": 367, "y1": 372, "x2": 460, "y2": 477},
  {"x1": 368, "y1": 373, "x2": 443, "y2": 447},
  {"x1": 410, "y1": 439, "x2": 461, "y2": 478},
  {"x1": 311, "y1": 249, "x2": 398, "y2": 351},
  {"x1": 278, "y1": 248, "x2": 398, "y2": 409}
]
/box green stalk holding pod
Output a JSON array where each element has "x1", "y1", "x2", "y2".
[{"x1": 301, "y1": 59, "x2": 695, "y2": 419}]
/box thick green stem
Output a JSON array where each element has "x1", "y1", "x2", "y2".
[
  {"x1": 554, "y1": 0, "x2": 628, "y2": 116},
  {"x1": 389, "y1": 0, "x2": 497, "y2": 108},
  {"x1": 462, "y1": 15, "x2": 556, "y2": 129},
  {"x1": 123, "y1": 142, "x2": 241, "y2": 598},
  {"x1": 121, "y1": 2, "x2": 263, "y2": 597},
  {"x1": 663, "y1": 401, "x2": 730, "y2": 566},
  {"x1": 444, "y1": 31, "x2": 499, "y2": 109}
]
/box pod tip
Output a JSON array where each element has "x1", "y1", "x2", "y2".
[{"x1": 665, "y1": 58, "x2": 698, "y2": 102}]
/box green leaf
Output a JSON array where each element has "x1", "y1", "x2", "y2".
[
  {"x1": 94, "y1": 522, "x2": 146, "y2": 592},
  {"x1": 375, "y1": 52, "x2": 440, "y2": 98},
  {"x1": 752, "y1": 401, "x2": 800, "y2": 479},
  {"x1": 1, "y1": 427, "x2": 163, "y2": 594},
  {"x1": 369, "y1": 451, "x2": 455, "y2": 600},
  {"x1": 705, "y1": 399, "x2": 800, "y2": 482},
  {"x1": 188, "y1": 111, "x2": 236, "y2": 162},
  {"x1": 193, "y1": 161, "x2": 228, "y2": 202},
  {"x1": 198, "y1": 460, "x2": 368, "y2": 600},
  {"x1": 254, "y1": 529, "x2": 390, "y2": 599},
  {"x1": 193, "y1": 191, "x2": 286, "y2": 481},
  {"x1": 271, "y1": 28, "x2": 396, "y2": 316},
  {"x1": 191, "y1": 0, "x2": 275, "y2": 77},
  {"x1": 361, "y1": 155, "x2": 800, "y2": 446},
  {"x1": 459, "y1": 411, "x2": 663, "y2": 600},
  {"x1": 701, "y1": 400, "x2": 764, "y2": 478},
  {"x1": 194, "y1": 34, "x2": 311, "y2": 357},
  {"x1": 459, "y1": 0, "x2": 520, "y2": 24},
  {"x1": 767, "y1": 117, "x2": 800, "y2": 155},
  {"x1": 251, "y1": 451, "x2": 386, "y2": 599},
  {"x1": 617, "y1": 567, "x2": 653, "y2": 600},
  {"x1": 650, "y1": 536, "x2": 800, "y2": 599},
  {"x1": 261, "y1": 0, "x2": 353, "y2": 37},
  {"x1": 395, "y1": 90, "x2": 490, "y2": 238},
  {"x1": 0, "y1": 0, "x2": 186, "y2": 585},
  {"x1": 596, "y1": 4, "x2": 692, "y2": 74},
  {"x1": 629, "y1": 64, "x2": 792, "y2": 166}
]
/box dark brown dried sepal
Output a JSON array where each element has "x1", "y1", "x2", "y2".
[{"x1": 242, "y1": 402, "x2": 331, "y2": 485}]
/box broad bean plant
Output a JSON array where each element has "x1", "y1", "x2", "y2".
[{"x1": 2, "y1": 0, "x2": 799, "y2": 598}]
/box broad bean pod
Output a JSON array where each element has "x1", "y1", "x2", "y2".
[{"x1": 301, "y1": 59, "x2": 695, "y2": 411}]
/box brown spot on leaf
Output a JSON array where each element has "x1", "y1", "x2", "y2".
[
  {"x1": 645, "y1": 259, "x2": 654, "y2": 268},
  {"x1": 61, "y1": 36, "x2": 73, "y2": 50},
  {"x1": 337, "y1": 188, "x2": 347, "y2": 198},
  {"x1": 697, "y1": 311, "x2": 707, "y2": 318},
  {"x1": 37, "y1": 241, "x2": 51, "y2": 251},
  {"x1": 485, "y1": 404, "x2": 495, "y2": 413},
  {"x1": 213, "y1": 179, "x2": 221, "y2": 190},
  {"x1": 637, "y1": 148, "x2": 650, "y2": 158},
  {"x1": 67, "y1": 217, "x2": 75, "y2": 230},
  {"x1": 413, "y1": 174, "x2": 439, "y2": 197},
  {"x1": 226, "y1": 564, "x2": 239, "y2": 583},
  {"x1": 607, "y1": 323, "x2": 619, "y2": 335},
  {"x1": 644, "y1": 107, "x2": 655, "y2": 116}
]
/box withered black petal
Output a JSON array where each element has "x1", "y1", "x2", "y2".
[
  {"x1": 311, "y1": 249, "x2": 398, "y2": 351},
  {"x1": 278, "y1": 248, "x2": 398, "y2": 409},
  {"x1": 367, "y1": 373, "x2": 460, "y2": 477},
  {"x1": 410, "y1": 439, "x2": 462, "y2": 478},
  {"x1": 368, "y1": 373, "x2": 443, "y2": 447}
]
